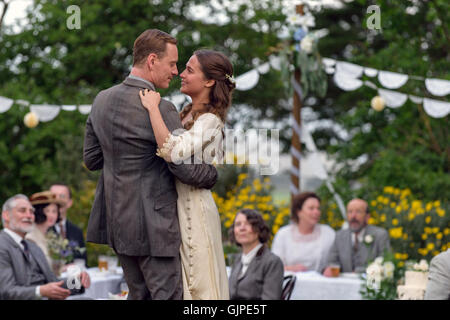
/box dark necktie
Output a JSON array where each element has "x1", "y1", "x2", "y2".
[
  {"x1": 353, "y1": 232, "x2": 359, "y2": 251},
  {"x1": 21, "y1": 240, "x2": 30, "y2": 259},
  {"x1": 59, "y1": 221, "x2": 66, "y2": 239}
]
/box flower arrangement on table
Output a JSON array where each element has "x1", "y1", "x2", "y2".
[
  {"x1": 360, "y1": 252, "x2": 403, "y2": 300},
  {"x1": 277, "y1": 4, "x2": 328, "y2": 98},
  {"x1": 47, "y1": 230, "x2": 86, "y2": 275}
]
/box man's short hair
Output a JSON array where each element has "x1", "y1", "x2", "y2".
[
  {"x1": 133, "y1": 29, "x2": 177, "y2": 66},
  {"x1": 2, "y1": 194, "x2": 29, "y2": 225},
  {"x1": 2, "y1": 194, "x2": 29, "y2": 212}
]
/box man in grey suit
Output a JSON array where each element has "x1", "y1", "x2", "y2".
[
  {"x1": 323, "y1": 198, "x2": 391, "y2": 275},
  {"x1": 425, "y1": 249, "x2": 450, "y2": 300},
  {"x1": 83, "y1": 29, "x2": 218, "y2": 300},
  {"x1": 0, "y1": 194, "x2": 89, "y2": 300}
]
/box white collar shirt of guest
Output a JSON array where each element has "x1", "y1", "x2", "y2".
[
  {"x1": 4, "y1": 228, "x2": 26, "y2": 250},
  {"x1": 241, "y1": 243, "x2": 263, "y2": 276},
  {"x1": 351, "y1": 227, "x2": 366, "y2": 246}
]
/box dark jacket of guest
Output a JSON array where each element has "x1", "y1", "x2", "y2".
[{"x1": 229, "y1": 246, "x2": 284, "y2": 300}]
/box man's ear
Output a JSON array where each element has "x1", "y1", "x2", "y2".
[
  {"x1": 146, "y1": 53, "x2": 158, "y2": 70},
  {"x1": 2, "y1": 210, "x2": 10, "y2": 226},
  {"x1": 205, "y1": 79, "x2": 215, "y2": 88}
]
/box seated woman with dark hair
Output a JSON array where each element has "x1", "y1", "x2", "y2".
[
  {"x1": 25, "y1": 191, "x2": 64, "y2": 267},
  {"x1": 228, "y1": 209, "x2": 284, "y2": 300}
]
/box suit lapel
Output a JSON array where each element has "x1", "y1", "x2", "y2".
[{"x1": 28, "y1": 242, "x2": 54, "y2": 281}]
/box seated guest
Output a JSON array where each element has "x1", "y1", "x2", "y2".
[
  {"x1": 323, "y1": 198, "x2": 391, "y2": 276},
  {"x1": 228, "y1": 209, "x2": 284, "y2": 300},
  {"x1": 271, "y1": 192, "x2": 335, "y2": 273},
  {"x1": 0, "y1": 194, "x2": 90, "y2": 300},
  {"x1": 50, "y1": 183, "x2": 87, "y2": 265},
  {"x1": 26, "y1": 191, "x2": 65, "y2": 267},
  {"x1": 425, "y1": 249, "x2": 450, "y2": 300}
]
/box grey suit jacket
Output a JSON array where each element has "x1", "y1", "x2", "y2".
[
  {"x1": 425, "y1": 249, "x2": 450, "y2": 300},
  {"x1": 229, "y1": 246, "x2": 284, "y2": 300},
  {"x1": 83, "y1": 77, "x2": 218, "y2": 257},
  {"x1": 0, "y1": 230, "x2": 57, "y2": 300},
  {"x1": 326, "y1": 225, "x2": 391, "y2": 273}
]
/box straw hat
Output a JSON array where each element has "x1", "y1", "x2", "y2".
[{"x1": 29, "y1": 191, "x2": 66, "y2": 206}]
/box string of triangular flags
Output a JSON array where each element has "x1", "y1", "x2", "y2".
[{"x1": 0, "y1": 55, "x2": 448, "y2": 127}]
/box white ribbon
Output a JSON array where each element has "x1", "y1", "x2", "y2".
[
  {"x1": 235, "y1": 69, "x2": 259, "y2": 91},
  {"x1": 61, "y1": 105, "x2": 77, "y2": 111},
  {"x1": 408, "y1": 95, "x2": 423, "y2": 104},
  {"x1": 425, "y1": 78, "x2": 450, "y2": 97},
  {"x1": 333, "y1": 72, "x2": 363, "y2": 91},
  {"x1": 256, "y1": 62, "x2": 270, "y2": 74},
  {"x1": 291, "y1": 77, "x2": 303, "y2": 100},
  {"x1": 364, "y1": 67, "x2": 378, "y2": 77},
  {"x1": 322, "y1": 58, "x2": 336, "y2": 68},
  {"x1": 290, "y1": 145, "x2": 302, "y2": 161},
  {"x1": 378, "y1": 88, "x2": 408, "y2": 108},
  {"x1": 269, "y1": 55, "x2": 281, "y2": 71},
  {"x1": 335, "y1": 61, "x2": 364, "y2": 78},
  {"x1": 78, "y1": 105, "x2": 92, "y2": 114},
  {"x1": 378, "y1": 70, "x2": 409, "y2": 89},
  {"x1": 423, "y1": 98, "x2": 450, "y2": 118},
  {"x1": 290, "y1": 182, "x2": 299, "y2": 196},
  {"x1": 30, "y1": 105, "x2": 60, "y2": 122},
  {"x1": 0, "y1": 96, "x2": 14, "y2": 113}
]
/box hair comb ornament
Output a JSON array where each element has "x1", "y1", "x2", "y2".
[{"x1": 225, "y1": 74, "x2": 236, "y2": 84}]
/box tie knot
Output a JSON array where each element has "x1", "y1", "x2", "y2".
[{"x1": 21, "y1": 240, "x2": 29, "y2": 252}]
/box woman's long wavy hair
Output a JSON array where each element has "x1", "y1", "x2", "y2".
[{"x1": 179, "y1": 49, "x2": 235, "y2": 130}]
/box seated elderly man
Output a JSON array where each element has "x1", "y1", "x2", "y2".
[
  {"x1": 0, "y1": 194, "x2": 90, "y2": 300},
  {"x1": 323, "y1": 198, "x2": 391, "y2": 275}
]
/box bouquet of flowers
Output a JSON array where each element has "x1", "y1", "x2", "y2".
[
  {"x1": 47, "y1": 230, "x2": 85, "y2": 265},
  {"x1": 360, "y1": 251, "x2": 403, "y2": 300},
  {"x1": 278, "y1": 5, "x2": 328, "y2": 98}
]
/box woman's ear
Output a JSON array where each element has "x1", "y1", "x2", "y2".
[{"x1": 205, "y1": 79, "x2": 215, "y2": 88}]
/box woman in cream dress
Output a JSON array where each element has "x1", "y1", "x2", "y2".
[{"x1": 139, "y1": 49, "x2": 235, "y2": 300}]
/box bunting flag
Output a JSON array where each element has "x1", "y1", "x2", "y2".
[{"x1": 1, "y1": 55, "x2": 449, "y2": 120}]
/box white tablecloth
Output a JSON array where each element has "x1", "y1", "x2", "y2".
[
  {"x1": 290, "y1": 271, "x2": 363, "y2": 300},
  {"x1": 66, "y1": 267, "x2": 124, "y2": 300}
]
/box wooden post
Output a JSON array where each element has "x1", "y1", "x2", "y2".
[{"x1": 290, "y1": 4, "x2": 304, "y2": 201}]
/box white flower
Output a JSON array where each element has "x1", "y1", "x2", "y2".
[
  {"x1": 418, "y1": 259, "x2": 429, "y2": 271},
  {"x1": 300, "y1": 35, "x2": 314, "y2": 54},
  {"x1": 374, "y1": 256, "x2": 384, "y2": 265},
  {"x1": 364, "y1": 234, "x2": 374, "y2": 244},
  {"x1": 287, "y1": 13, "x2": 303, "y2": 26},
  {"x1": 287, "y1": 12, "x2": 316, "y2": 30},
  {"x1": 383, "y1": 261, "x2": 395, "y2": 279}
]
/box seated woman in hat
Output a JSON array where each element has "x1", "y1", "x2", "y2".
[{"x1": 26, "y1": 191, "x2": 65, "y2": 267}]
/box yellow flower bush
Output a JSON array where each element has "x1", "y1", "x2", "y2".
[
  {"x1": 212, "y1": 173, "x2": 290, "y2": 246},
  {"x1": 323, "y1": 186, "x2": 449, "y2": 263}
]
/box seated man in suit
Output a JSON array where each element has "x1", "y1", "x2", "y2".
[
  {"x1": 425, "y1": 249, "x2": 450, "y2": 300},
  {"x1": 50, "y1": 183, "x2": 87, "y2": 266},
  {"x1": 323, "y1": 198, "x2": 391, "y2": 275},
  {"x1": 0, "y1": 194, "x2": 90, "y2": 300}
]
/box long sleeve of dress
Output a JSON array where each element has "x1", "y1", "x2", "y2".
[{"x1": 157, "y1": 113, "x2": 223, "y2": 164}]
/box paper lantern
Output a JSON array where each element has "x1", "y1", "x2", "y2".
[
  {"x1": 371, "y1": 96, "x2": 385, "y2": 111},
  {"x1": 24, "y1": 112, "x2": 39, "y2": 128}
]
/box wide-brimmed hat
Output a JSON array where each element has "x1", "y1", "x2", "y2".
[{"x1": 29, "y1": 191, "x2": 66, "y2": 206}]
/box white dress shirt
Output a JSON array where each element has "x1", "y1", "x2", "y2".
[
  {"x1": 4, "y1": 228, "x2": 42, "y2": 298},
  {"x1": 241, "y1": 243, "x2": 263, "y2": 276}
]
